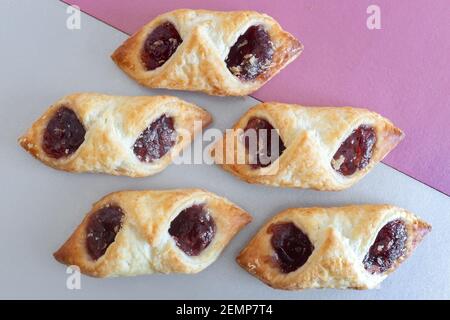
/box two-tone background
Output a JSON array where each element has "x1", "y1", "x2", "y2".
[{"x1": 0, "y1": 0, "x2": 448, "y2": 299}]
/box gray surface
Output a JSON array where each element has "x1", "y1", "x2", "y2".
[{"x1": 0, "y1": 0, "x2": 449, "y2": 299}]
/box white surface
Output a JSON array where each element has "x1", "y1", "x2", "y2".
[{"x1": 0, "y1": 0, "x2": 449, "y2": 299}]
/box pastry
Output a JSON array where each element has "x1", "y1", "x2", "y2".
[
  {"x1": 19, "y1": 93, "x2": 211, "y2": 177},
  {"x1": 111, "y1": 9, "x2": 302, "y2": 96},
  {"x1": 211, "y1": 102, "x2": 404, "y2": 190},
  {"x1": 54, "y1": 189, "x2": 251, "y2": 277},
  {"x1": 237, "y1": 205, "x2": 431, "y2": 290}
]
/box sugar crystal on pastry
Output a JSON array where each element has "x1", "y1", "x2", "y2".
[
  {"x1": 141, "y1": 22, "x2": 182, "y2": 71},
  {"x1": 332, "y1": 125, "x2": 377, "y2": 176},
  {"x1": 86, "y1": 205, "x2": 124, "y2": 260},
  {"x1": 226, "y1": 25, "x2": 274, "y2": 81},
  {"x1": 363, "y1": 219, "x2": 407, "y2": 274},
  {"x1": 42, "y1": 106, "x2": 85, "y2": 159},
  {"x1": 133, "y1": 114, "x2": 176, "y2": 163}
]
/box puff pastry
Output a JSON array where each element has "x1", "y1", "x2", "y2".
[
  {"x1": 211, "y1": 102, "x2": 404, "y2": 190},
  {"x1": 18, "y1": 93, "x2": 211, "y2": 177},
  {"x1": 54, "y1": 189, "x2": 251, "y2": 277},
  {"x1": 111, "y1": 9, "x2": 302, "y2": 96},
  {"x1": 237, "y1": 205, "x2": 431, "y2": 290}
]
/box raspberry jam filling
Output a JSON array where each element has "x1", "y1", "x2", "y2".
[
  {"x1": 86, "y1": 205, "x2": 124, "y2": 260},
  {"x1": 169, "y1": 204, "x2": 216, "y2": 256},
  {"x1": 42, "y1": 106, "x2": 86, "y2": 159},
  {"x1": 225, "y1": 25, "x2": 274, "y2": 81},
  {"x1": 332, "y1": 125, "x2": 376, "y2": 176},
  {"x1": 133, "y1": 114, "x2": 176, "y2": 163},
  {"x1": 243, "y1": 117, "x2": 286, "y2": 169},
  {"x1": 269, "y1": 222, "x2": 314, "y2": 273},
  {"x1": 141, "y1": 22, "x2": 182, "y2": 71},
  {"x1": 363, "y1": 219, "x2": 407, "y2": 274}
]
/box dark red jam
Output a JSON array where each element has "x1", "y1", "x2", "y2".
[
  {"x1": 269, "y1": 222, "x2": 314, "y2": 273},
  {"x1": 42, "y1": 106, "x2": 86, "y2": 159},
  {"x1": 169, "y1": 204, "x2": 216, "y2": 256},
  {"x1": 86, "y1": 205, "x2": 124, "y2": 260},
  {"x1": 363, "y1": 219, "x2": 407, "y2": 274},
  {"x1": 243, "y1": 117, "x2": 286, "y2": 169},
  {"x1": 141, "y1": 22, "x2": 182, "y2": 70},
  {"x1": 332, "y1": 125, "x2": 376, "y2": 176},
  {"x1": 225, "y1": 25, "x2": 274, "y2": 81},
  {"x1": 133, "y1": 114, "x2": 176, "y2": 163}
]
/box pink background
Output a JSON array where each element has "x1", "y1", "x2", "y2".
[{"x1": 65, "y1": 0, "x2": 450, "y2": 195}]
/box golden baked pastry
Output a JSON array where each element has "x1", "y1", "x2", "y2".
[
  {"x1": 19, "y1": 93, "x2": 211, "y2": 177},
  {"x1": 112, "y1": 9, "x2": 302, "y2": 96},
  {"x1": 212, "y1": 102, "x2": 403, "y2": 190},
  {"x1": 237, "y1": 205, "x2": 430, "y2": 290},
  {"x1": 54, "y1": 189, "x2": 252, "y2": 277}
]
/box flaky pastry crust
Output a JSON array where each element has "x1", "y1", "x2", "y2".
[
  {"x1": 19, "y1": 93, "x2": 211, "y2": 177},
  {"x1": 111, "y1": 9, "x2": 302, "y2": 96},
  {"x1": 212, "y1": 102, "x2": 404, "y2": 190},
  {"x1": 54, "y1": 189, "x2": 252, "y2": 277},
  {"x1": 237, "y1": 205, "x2": 431, "y2": 290}
]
